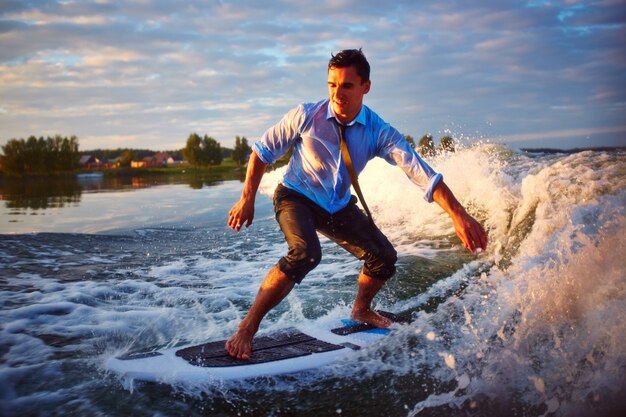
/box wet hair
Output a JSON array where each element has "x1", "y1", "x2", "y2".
[{"x1": 328, "y1": 48, "x2": 370, "y2": 83}]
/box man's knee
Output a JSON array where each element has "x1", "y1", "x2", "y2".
[
  {"x1": 278, "y1": 242, "x2": 322, "y2": 283},
  {"x1": 363, "y1": 244, "x2": 397, "y2": 281},
  {"x1": 293, "y1": 243, "x2": 322, "y2": 269}
]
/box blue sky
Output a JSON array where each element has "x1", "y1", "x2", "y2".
[{"x1": 1, "y1": 0, "x2": 625, "y2": 151}]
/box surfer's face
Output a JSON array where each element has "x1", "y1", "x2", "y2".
[{"x1": 328, "y1": 65, "x2": 370, "y2": 124}]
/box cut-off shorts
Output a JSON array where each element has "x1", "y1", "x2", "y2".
[{"x1": 273, "y1": 184, "x2": 397, "y2": 284}]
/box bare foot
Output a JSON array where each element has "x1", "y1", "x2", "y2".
[
  {"x1": 351, "y1": 308, "x2": 393, "y2": 328},
  {"x1": 225, "y1": 325, "x2": 256, "y2": 360}
]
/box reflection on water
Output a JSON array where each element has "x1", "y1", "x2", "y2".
[
  {"x1": 0, "y1": 171, "x2": 245, "y2": 233},
  {"x1": 0, "y1": 171, "x2": 243, "y2": 212},
  {"x1": 1, "y1": 177, "x2": 82, "y2": 211}
]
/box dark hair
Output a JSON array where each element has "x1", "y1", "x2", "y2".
[{"x1": 328, "y1": 48, "x2": 370, "y2": 83}]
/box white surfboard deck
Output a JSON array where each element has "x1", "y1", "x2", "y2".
[{"x1": 105, "y1": 311, "x2": 406, "y2": 384}]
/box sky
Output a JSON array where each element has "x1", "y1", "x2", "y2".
[{"x1": 1, "y1": 0, "x2": 625, "y2": 152}]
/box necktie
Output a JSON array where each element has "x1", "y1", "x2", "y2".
[{"x1": 336, "y1": 122, "x2": 375, "y2": 226}]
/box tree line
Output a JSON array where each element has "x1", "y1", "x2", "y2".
[
  {"x1": 0, "y1": 133, "x2": 254, "y2": 175},
  {"x1": 182, "y1": 133, "x2": 252, "y2": 167},
  {"x1": 1, "y1": 135, "x2": 80, "y2": 175},
  {"x1": 84, "y1": 148, "x2": 183, "y2": 162},
  {"x1": 1, "y1": 131, "x2": 450, "y2": 176},
  {"x1": 405, "y1": 134, "x2": 456, "y2": 157}
]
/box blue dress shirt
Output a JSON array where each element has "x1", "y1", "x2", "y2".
[{"x1": 253, "y1": 99, "x2": 443, "y2": 214}]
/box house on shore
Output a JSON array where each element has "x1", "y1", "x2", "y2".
[
  {"x1": 79, "y1": 155, "x2": 100, "y2": 169},
  {"x1": 154, "y1": 152, "x2": 175, "y2": 165},
  {"x1": 131, "y1": 152, "x2": 176, "y2": 168},
  {"x1": 80, "y1": 155, "x2": 118, "y2": 169}
]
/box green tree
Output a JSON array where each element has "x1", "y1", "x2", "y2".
[
  {"x1": 1, "y1": 135, "x2": 80, "y2": 175},
  {"x1": 24, "y1": 136, "x2": 44, "y2": 172},
  {"x1": 47, "y1": 135, "x2": 62, "y2": 171},
  {"x1": 439, "y1": 136, "x2": 455, "y2": 153},
  {"x1": 404, "y1": 134, "x2": 416, "y2": 149},
  {"x1": 183, "y1": 133, "x2": 223, "y2": 167},
  {"x1": 202, "y1": 135, "x2": 223, "y2": 165},
  {"x1": 1, "y1": 139, "x2": 24, "y2": 175},
  {"x1": 417, "y1": 134, "x2": 435, "y2": 157},
  {"x1": 183, "y1": 133, "x2": 202, "y2": 166},
  {"x1": 232, "y1": 136, "x2": 252, "y2": 167},
  {"x1": 58, "y1": 136, "x2": 79, "y2": 171}
]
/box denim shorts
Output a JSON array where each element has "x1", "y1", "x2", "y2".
[{"x1": 273, "y1": 184, "x2": 397, "y2": 284}]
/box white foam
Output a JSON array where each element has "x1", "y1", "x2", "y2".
[
  {"x1": 262, "y1": 148, "x2": 626, "y2": 413},
  {"x1": 400, "y1": 150, "x2": 626, "y2": 414}
]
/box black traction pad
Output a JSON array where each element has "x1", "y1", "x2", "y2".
[
  {"x1": 330, "y1": 310, "x2": 410, "y2": 336},
  {"x1": 175, "y1": 328, "x2": 345, "y2": 367}
]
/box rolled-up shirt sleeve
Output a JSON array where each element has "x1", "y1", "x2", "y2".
[
  {"x1": 424, "y1": 172, "x2": 443, "y2": 203},
  {"x1": 377, "y1": 124, "x2": 443, "y2": 203},
  {"x1": 253, "y1": 105, "x2": 304, "y2": 164},
  {"x1": 252, "y1": 141, "x2": 276, "y2": 165}
]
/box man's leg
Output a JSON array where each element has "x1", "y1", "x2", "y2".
[
  {"x1": 318, "y1": 199, "x2": 397, "y2": 328},
  {"x1": 226, "y1": 185, "x2": 321, "y2": 359},
  {"x1": 225, "y1": 265, "x2": 295, "y2": 359},
  {"x1": 351, "y1": 272, "x2": 392, "y2": 328}
]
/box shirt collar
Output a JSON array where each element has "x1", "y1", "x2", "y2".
[{"x1": 326, "y1": 99, "x2": 366, "y2": 127}]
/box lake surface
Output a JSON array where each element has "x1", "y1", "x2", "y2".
[
  {"x1": 1, "y1": 146, "x2": 625, "y2": 417},
  {"x1": 0, "y1": 173, "x2": 246, "y2": 234}
]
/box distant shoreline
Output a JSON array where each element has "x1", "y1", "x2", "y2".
[
  {"x1": 520, "y1": 146, "x2": 626, "y2": 154},
  {"x1": 0, "y1": 159, "x2": 247, "y2": 181},
  {"x1": 2, "y1": 146, "x2": 623, "y2": 180}
]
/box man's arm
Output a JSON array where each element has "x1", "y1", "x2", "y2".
[
  {"x1": 432, "y1": 180, "x2": 488, "y2": 253},
  {"x1": 228, "y1": 150, "x2": 268, "y2": 232}
]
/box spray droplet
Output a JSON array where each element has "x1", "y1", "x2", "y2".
[
  {"x1": 439, "y1": 352, "x2": 456, "y2": 369},
  {"x1": 464, "y1": 305, "x2": 472, "y2": 325},
  {"x1": 529, "y1": 376, "x2": 545, "y2": 394}
]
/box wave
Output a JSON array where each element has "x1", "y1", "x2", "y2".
[
  {"x1": 355, "y1": 145, "x2": 626, "y2": 415},
  {"x1": 257, "y1": 144, "x2": 626, "y2": 414}
]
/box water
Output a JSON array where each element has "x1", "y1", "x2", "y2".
[{"x1": 1, "y1": 145, "x2": 624, "y2": 417}]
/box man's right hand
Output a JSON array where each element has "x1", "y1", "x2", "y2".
[
  {"x1": 227, "y1": 150, "x2": 267, "y2": 232},
  {"x1": 228, "y1": 197, "x2": 255, "y2": 231}
]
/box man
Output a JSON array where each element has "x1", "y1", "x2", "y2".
[{"x1": 226, "y1": 49, "x2": 487, "y2": 359}]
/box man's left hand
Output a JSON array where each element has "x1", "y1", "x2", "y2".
[
  {"x1": 432, "y1": 180, "x2": 488, "y2": 253},
  {"x1": 452, "y1": 211, "x2": 488, "y2": 253}
]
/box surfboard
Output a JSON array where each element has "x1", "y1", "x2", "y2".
[{"x1": 105, "y1": 310, "x2": 408, "y2": 384}]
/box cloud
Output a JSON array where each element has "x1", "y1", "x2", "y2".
[{"x1": 0, "y1": 0, "x2": 624, "y2": 150}]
